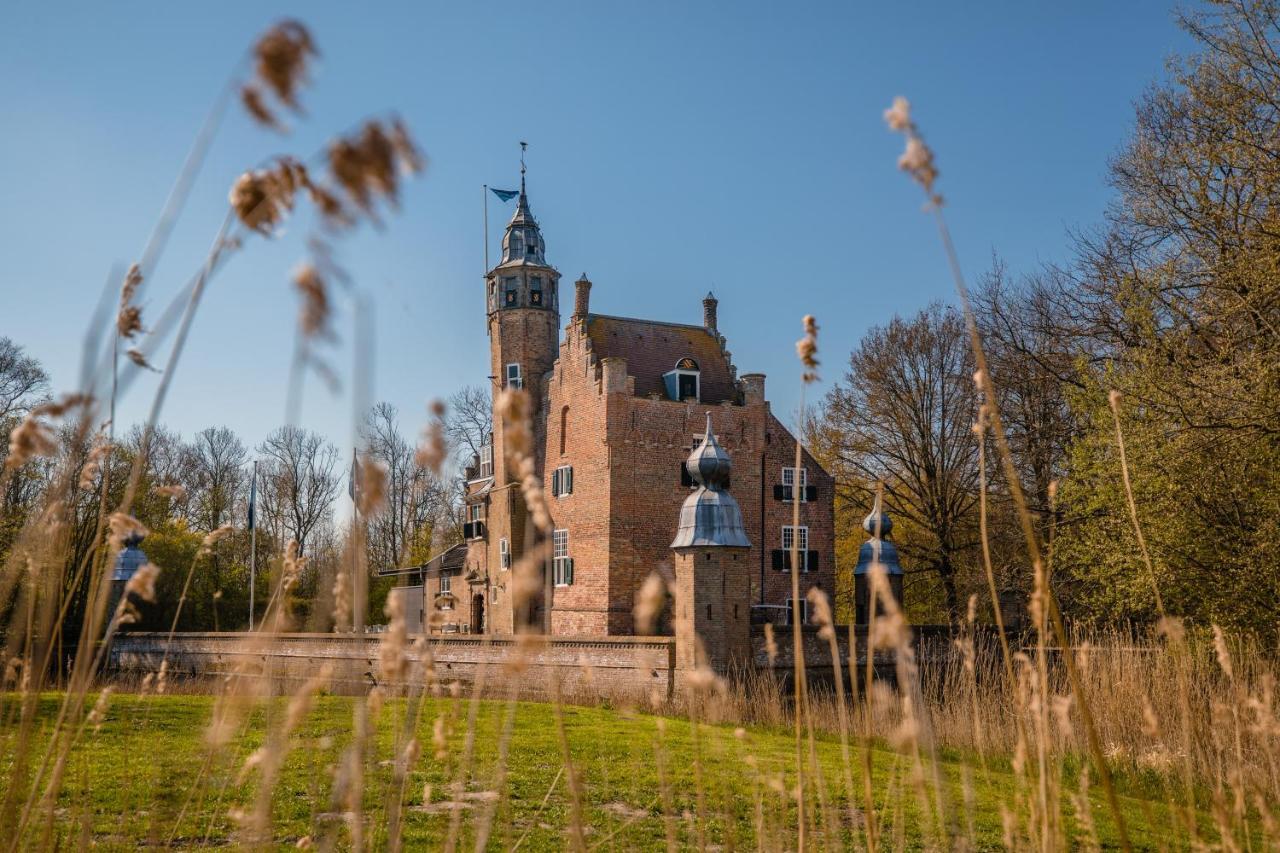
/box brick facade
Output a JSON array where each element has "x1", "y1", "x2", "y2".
[{"x1": 456, "y1": 188, "x2": 836, "y2": 639}]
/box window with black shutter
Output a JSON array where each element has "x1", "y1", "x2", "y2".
[
  {"x1": 779, "y1": 467, "x2": 807, "y2": 502},
  {"x1": 552, "y1": 529, "x2": 573, "y2": 585},
  {"x1": 552, "y1": 465, "x2": 573, "y2": 497}
]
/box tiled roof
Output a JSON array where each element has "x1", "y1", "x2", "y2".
[
  {"x1": 382, "y1": 542, "x2": 467, "y2": 578},
  {"x1": 423, "y1": 542, "x2": 468, "y2": 576},
  {"x1": 584, "y1": 314, "x2": 737, "y2": 403}
]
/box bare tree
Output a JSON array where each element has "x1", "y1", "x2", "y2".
[
  {"x1": 445, "y1": 385, "x2": 492, "y2": 468},
  {"x1": 189, "y1": 427, "x2": 248, "y2": 532},
  {"x1": 121, "y1": 424, "x2": 198, "y2": 525},
  {"x1": 822, "y1": 303, "x2": 979, "y2": 621},
  {"x1": 973, "y1": 261, "x2": 1080, "y2": 522},
  {"x1": 257, "y1": 425, "x2": 339, "y2": 556},
  {"x1": 0, "y1": 341, "x2": 51, "y2": 557},
  {"x1": 361, "y1": 402, "x2": 450, "y2": 571},
  {"x1": 0, "y1": 337, "x2": 48, "y2": 426}
]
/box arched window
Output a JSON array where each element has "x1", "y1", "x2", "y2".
[{"x1": 560, "y1": 406, "x2": 569, "y2": 456}]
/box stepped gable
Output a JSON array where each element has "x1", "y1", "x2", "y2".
[{"x1": 583, "y1": 314, "x2": 737, "y2": 403}]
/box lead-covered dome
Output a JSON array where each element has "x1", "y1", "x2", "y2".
[{"x1": 671, "y1": 414, "x2": 750, "y2": 548}]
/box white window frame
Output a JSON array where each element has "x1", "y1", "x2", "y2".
[
  {"x1": 691, "y1": 432, "x2": 717, "y2": 448},
  {"x1": 468, "y1": 503, "x2": 484, "y2": 523},
  {"x1": 552, "y1": 528, "x2": 572, "y2": 586},
  {"x1": 665, "y1": 369, "x2": 700, "y2": 402},
  {"x1": 506, "y1": 363, "x2": 523, "y2": 390},
  {"x1": 552, "y1": 465, "x2": 574, "y2": 498},
  {"x1": 479, "y1": 443, "x2": 493, "y2": 479},
  {"x1": 782, "y1": 466, "x2": 808, "y2": 501},
  {"x1": 781, "y1": 525, "x2": 809, "y2": 553},
  {"x1": 785, "y1": 597, "x2": 809, "y2": 625},
  {"x1": 499, "y1": 537, "x2": 510, "y2": 570},
  {"x1": 438, "y1": 573, "x2": 453, "y2": 609}
]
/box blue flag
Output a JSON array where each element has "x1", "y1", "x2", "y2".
[
  {"x1": 348, "y1": 448, "x2": 358, "y2": 501},
  {"x1": 490, "y1": 188, "x2": 519, "y2": 202}
]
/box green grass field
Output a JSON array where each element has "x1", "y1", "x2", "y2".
[{"x1": 2, "y1": 692, "x2": 1207, "y2": 849}]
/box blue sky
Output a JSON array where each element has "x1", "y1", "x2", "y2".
[{"x1": 0, "y1": 1, "x2": 1190, "y2": 461}]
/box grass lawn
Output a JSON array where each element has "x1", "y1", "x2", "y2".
[{"x1": 0, "y1": 692, "x2": 1211, "y2": 849}]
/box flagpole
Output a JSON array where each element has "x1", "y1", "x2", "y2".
[
  {"x1": 483, "y1": 184, "x2": 490, "y2": 275},
  {"x1": 248, "y1": 458, "x2": 257, "y2": 631}
]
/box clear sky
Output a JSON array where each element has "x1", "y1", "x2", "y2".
[{"x1": 0, "y1": 1, "x2": 1191, "y2": 462}]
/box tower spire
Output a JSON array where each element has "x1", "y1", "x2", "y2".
[{"x1": 519, "y1": 140, "x2": 527, "y2": 196}]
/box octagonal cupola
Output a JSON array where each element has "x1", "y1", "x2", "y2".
[{"x1": 500, "y1": 176, "x2": 546, "y2": 266}]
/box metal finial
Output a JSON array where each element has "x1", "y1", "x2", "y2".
[{"x1": 519, "y1": 140, "x2": 527, "y2": 194}]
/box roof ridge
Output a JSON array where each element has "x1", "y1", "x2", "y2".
[{"x1": 587, "y1": 313, "x2": 714, "y2": 334}]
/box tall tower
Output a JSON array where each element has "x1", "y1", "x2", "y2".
[
  {"x1": 486, "y1": 153, "x2": 561, "y2": 486},
  {"x1": 670, "y1": 414, "x2": 752, "y2": 683}
]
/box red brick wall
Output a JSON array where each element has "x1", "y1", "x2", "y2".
[
  {"x1": 478, "y1": 287, "x2": 838, "y2": 640},
  {"x1": 536, "y1": 320, "x2": 837, "y2": 636}
]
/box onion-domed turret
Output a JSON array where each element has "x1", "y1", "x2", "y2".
[
  {"x1": 671, "y1": 414, "x2": 750, "y2": 548},
  {"x1": 854, "y1": 489, "x2": 904, "y2": 623},
  {"x1": 854, "y1": 491, "x2": 902, "y2": 577}
]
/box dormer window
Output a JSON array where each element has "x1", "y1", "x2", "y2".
[{"x1": 663, "y1": 358, "x2": 701, "y2": 402}]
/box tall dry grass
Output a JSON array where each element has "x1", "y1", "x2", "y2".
[{"x1": 0, "y1": 27, "x2": 1277, "y2": 851}]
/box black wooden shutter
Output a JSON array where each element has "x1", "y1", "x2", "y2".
[
  {"x1": 805, "y1": 485, "x2": 817, "y2": 502},
  {"x1": 773, "y1": 484, "x2": 786, "y2": 501},
  {"x1": 807, "y1": 550, "x2": 819, "y2": 572},
  {"x1": 771, "y1": 549, "x2": 786, "y2": 570}
]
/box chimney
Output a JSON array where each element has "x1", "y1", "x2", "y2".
[
  {"x1": 702, "y1": 292, "x2": 718, "y2": 332},
  {"x1": 696, "y1": 292, "x2": 716, "y2": 333},
  {"x1": 741, "y1": 373, "x2": 766, "y2": 405},
  {"x1": 574, "y1": 274, "x2": 592, "y2": 319}
]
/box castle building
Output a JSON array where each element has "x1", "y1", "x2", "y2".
[{"x1": 441, "y1": 179, "x2": 835, "y2": 637}]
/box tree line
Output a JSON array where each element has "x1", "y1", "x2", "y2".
[
  {"x1": 810, "y1": 0, "x2": 1280, "y2": 634},
  {"x1": 0, "y1": 341, "x2": 491, "y2": 634}
]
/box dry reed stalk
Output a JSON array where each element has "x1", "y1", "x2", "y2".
[
  {"x1": 885, "y1": 95, "x2": 1133, "y2": 852},
  {"x1": 471, "y1": 679, "x2": 521, "y2": 852},
  {"x1": 809, "y1": 587, "x2": 859, "y2": 839},
  {"x1": 441, "y1": 641, "x2": 498, "y2": 853},
  {"x1": 788, "y1": 314, "x2": 820, "y2": 850},
  {"x1": 859, "y1": 509, "x2": 881, "y2": 853},
  {"x1": 549, "y1": 672, "x2": 588, "y2": 852}
]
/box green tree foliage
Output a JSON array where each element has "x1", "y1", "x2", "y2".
[
  {"x1": 1048, "y1": 0, "x2": 1280, "y2": 631},
  {"x1": 815, "y1": 2, "x2": 1280, "y2": 633}
]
